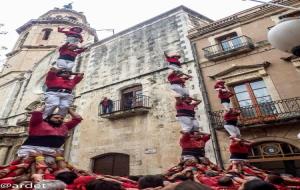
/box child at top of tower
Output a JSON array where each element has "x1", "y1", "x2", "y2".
[
  {"x1": 56, "y1": 42, "x2": 87, "y2": 71},
  {"x1": 214, "y1": 80, "x2": 234, "y2": 111},
  {"x1": 58, "y1": 26, "x2": 84, "y2": 44},
  {"x1": 164, "y1": 51, "x2": 182, "y2": 71}
]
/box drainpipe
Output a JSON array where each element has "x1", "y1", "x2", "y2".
[{"x1": 190, "y1": 42, "x2": 224, "y2": 169}]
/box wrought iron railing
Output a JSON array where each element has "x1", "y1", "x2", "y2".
[
  {"x1": 99, "y1": 95, "x2": 151, "y2": 115},
  {"x1": 203, "y1": 35, "x2": 254, "y2": 59},
  {"x1": 209, "y1": 97, "x2": 300, "y2": 129}
]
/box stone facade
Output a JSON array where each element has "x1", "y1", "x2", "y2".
[
  {"x1": 0, "y1": 6, "x2": 216, "y2": 175},
  {"x1": 189, "y1": 0, "x2": 300, "y2": 174}
]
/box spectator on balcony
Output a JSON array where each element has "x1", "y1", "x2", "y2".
[
  {"x1": 224, "y1": 108, "x2": 241, "y2": 138},
  {"x1": 123, "y1": 97, "x2": 133, "y2": 110},
  {"x1": 176, "y1": 97, "x2": 202, "y2": 133},
  {"x1": 164, "y1": 51, "x2": 182, "y2": 72},
  {"x1": 214, "y1": 80, "x2": 234, "y2": 111},
  {"x1": 229, "y1": 137, "x2": 253, "y2": 174},
  {"x1": 100, "y1": 97, "x2": 113, "y2": 114},
  {"x1": 168, "y1": 70, "x2": 192, "y2": 98},
  {"x1": 58, "y1": 26, "x2": 84, "y2": 44}
]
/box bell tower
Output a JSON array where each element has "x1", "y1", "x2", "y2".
[{"x1": 2, "y1": 6, "x2": 97, "y2": 74}]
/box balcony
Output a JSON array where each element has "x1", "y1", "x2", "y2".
[
  {"x1": 209, "y1": 97, "x2": 300, "y2": 129},
  {"x1": 203, "y1": 36, "x2": 255, "y2": 61},
  {"x1": 99, "y1": 95, "x2": 151, "y2": 119}
]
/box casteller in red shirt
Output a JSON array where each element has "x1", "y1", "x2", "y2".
[{"x1": 45, "y1": 70, "x2": 83, "y2": 91}]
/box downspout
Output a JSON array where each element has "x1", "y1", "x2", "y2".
[{"x1": 190, "y1": 42, "x2": 224, "y2": 169}]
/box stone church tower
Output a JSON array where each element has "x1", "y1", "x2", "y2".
[{"x1": 0, "y1": 6, "x2": 97, "y2": 164}]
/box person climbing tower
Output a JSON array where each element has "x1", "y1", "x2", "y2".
[
  {"x1": 214, "y1": 80, "x2": 234, "y2": 111},
  {"x1": 56, "y1": 42, "x2": 87, "y2": 71},
  {"x1": 167, "y1": 70, "x2": 192, "y2": 97},
  {"x1": 58, "y1": 26, "x2": 84, "y2": 44},
  {"x1": 43, "y1": 67, "x2": 84, "y2": 119}
]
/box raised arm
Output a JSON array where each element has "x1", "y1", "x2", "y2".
[
  {"x1": 29, "y1": 105, "x2": 45, "y2": 127},
  {"x1": 64, "y1": 108, "x2": 83, "y2": 130}
]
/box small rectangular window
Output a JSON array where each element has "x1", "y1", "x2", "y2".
[
  {"x1": 42, "y1": 29, "x2": 52, "y2": 40},
  {"x1": 279, "y1": 11, "x2": 300, "y2": 19}
]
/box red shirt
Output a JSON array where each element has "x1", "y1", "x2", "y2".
[
  {"x1": 72, "y1": 176, "x2": 97, "y2": 190},
  {"x1": 176, "y1": 101, "x2": 197, "y2": 117},
  {"x1": 229, "y1": 142, "x2": 251, "y2": 154},
  {"x1": 28, "y1": 111, "x2": 82, "y2": 137},
  {"x1": 167, "y1": 72, "x2": 187, "y2": 85},
  {"x1": 215, "y1": 86, "x2": 233, "y2": 99},
  {"x1": 45, "y1": 71, "x2": 83, "y2": 90},
  {"x1": 58, "y1": 28, "x2": 83, "y2": 42},
  {"x1": 180, "y1": 133, "x2": 211, "y2": 149},
  {"x1": 166, "y1": 57, "x2": 181, "y2": 66},
  {"x1": 223, "y1": 111, "x2": 240, "y2": 121},
  {"x1": 59, "y1": 43, "x2": 86, "y2": 59}
]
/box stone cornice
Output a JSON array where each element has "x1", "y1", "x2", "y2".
[
  {"x1": 16, "y1": 18, "x2": 98, "y2": 41},
  {"x1": 39, "y1": 8, "x2": 88, "y2": 23},
  {"x1": 188, "y1": 0, "x2": 300, "y2": 39},
  {"x1": 209, "y1": 61, "x2": 271, "y2": 79}
]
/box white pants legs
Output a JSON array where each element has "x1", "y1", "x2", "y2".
[
  {"x1": 222, "y1": 102, "x2": 232, "y2": 111},
  {"x1": 167, "y1": 64, "x2": 181, "y2": 71},
  {"x1": 177, "y1": 116, "x2": 199, "y2": 133},
  {"x1": 43, "y1": 91, "x2": 74, "y2": 118},
  {"x1": 56, "y1": 59, "x2": 75, "y2": 71},
  {"x1": 170, "y1": 84, "x2": 189, "y2": 97},
  {"x1": 17, "y1": 145, "x2": 64, "y2": 164},
  {"x1": 224, "y1": 124, "x2": 241, "y2": 138},
  {"x1": 66, "y1": 36, "x2": 80, "y2": 44}
]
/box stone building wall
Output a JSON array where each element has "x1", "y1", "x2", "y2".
[{"x1": 69, "y1": 7, "x2": 214, "y2": 175}]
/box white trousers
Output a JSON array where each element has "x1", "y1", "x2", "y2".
[
  {"x1": 224, "y1": 124, "x2": 241, "y2": 138},
  {"x1": 167, "y1": 64, "x2": 181, "y2": 71},
  {"x1": 17, "y1": 145, "x2": 64, "y2": 164},
  {"x1": 170, "y1": 84, "x2": 189, "y2": 97},
  {"x1": 43, "y1": 91, "x2": 74, "y2": 118},
  {"x1": 66, "y1": 36, "x2": 80, "y2": 44},
  {"x1": 56, "y1": 59, "x2": 75, "y2": 71},
  {"x1": 177, "y1": 116, "x2": 199, "y2": 133},
  {"x1": 222, "y1": 102, "x2": 232, "y2": 111}
]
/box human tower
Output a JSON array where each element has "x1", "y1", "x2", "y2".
[{"x1": 0, "y1": 26, "x2": 300, "y2": 190}]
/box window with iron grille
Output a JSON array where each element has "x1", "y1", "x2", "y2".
[{"x1": 231, "y1": 80, "x2": 276, "y2": 118}]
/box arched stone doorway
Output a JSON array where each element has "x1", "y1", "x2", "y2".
[
  {"x1": 92, "y1": 153, "x2": 129, "y2": 176},
  {"x1": 249, "y1": 141, "x2": 300, "y2": 176}
]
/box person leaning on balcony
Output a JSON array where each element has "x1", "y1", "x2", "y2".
[
  {"x1": 175, "y1": 96, "x2": 202, "y2": 133},
  {"x1": 223, "y1": 108, "x2": 241, "y2": 138},
  {"x1": 214, "y1": 80, "x2": 234, "y2": 111},
  {"x1": 167, "y1": 70, "x2": 192, "y2": 98},
  {"x1": 100, "y1": 97, "x2": 113, "y2": 114}
]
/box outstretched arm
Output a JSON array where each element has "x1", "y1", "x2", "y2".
[{"x1": 29, "y1": 105, "x2": 45, "y2": 126}]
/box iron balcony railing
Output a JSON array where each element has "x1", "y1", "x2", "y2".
[
  {"x1": 99, "y1": 95, "x2": 151, "y2": 115},
  {"x1": 209, "y1": 97, "x2": 300, "y2": 129},
  {"x1": 203, "y1": 35, "x2": 255, "y2": 60}
]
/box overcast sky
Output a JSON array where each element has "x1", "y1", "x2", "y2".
[{"x1": 0, "y1": 0, "x2": 267, "y2": 63}]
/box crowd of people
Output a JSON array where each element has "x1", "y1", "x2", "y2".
[{"x1": 0, "y1": 28, "x2": 300, "y2": 190}]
